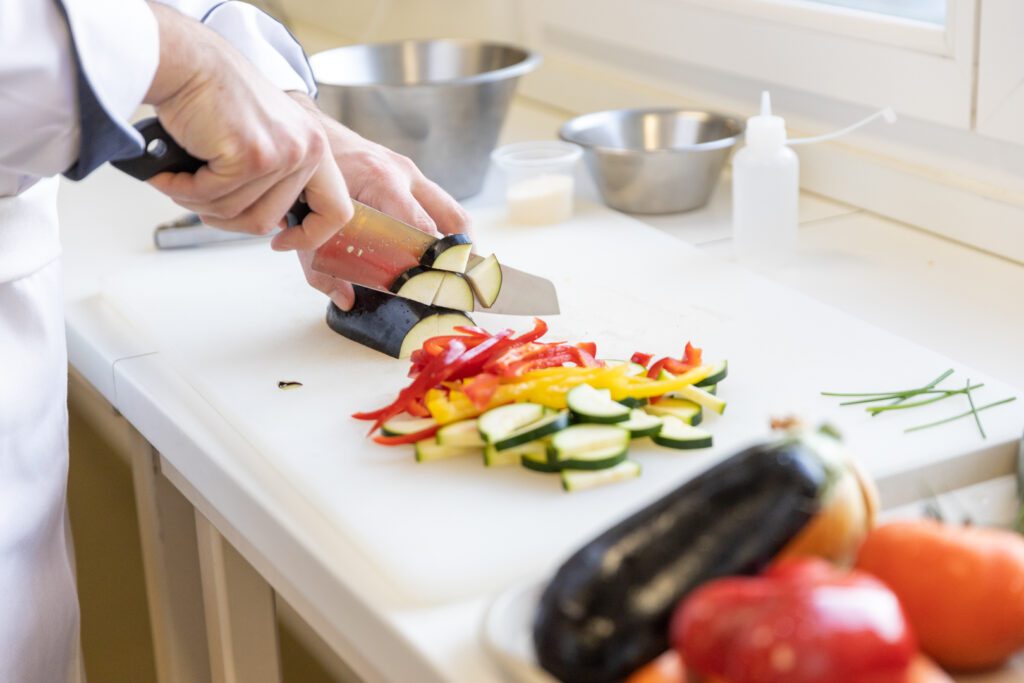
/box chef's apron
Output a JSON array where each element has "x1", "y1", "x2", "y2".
[{"x1": 0, "y1": 177, "x2": 81, "y2": 683}]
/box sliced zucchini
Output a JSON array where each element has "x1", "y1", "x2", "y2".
[
  {"x1": 494, "y1": 410, "x2": 570, "y2": 451},
  {"x1": 432, "y1": 272, "x2": 475, "y2": 312},
  {"x1": 478, "y1": 403, "x2": 547, "y2": 444},
  {"x1": 325, "y1": 287, "x2": 474, "y2": 359},
  {"x1": 644, "y1": 398, "x2": 703, "y2": 426},
  {"x1": 436, "y1": 419, "x2": 484, "y2": 447},
  {"x1": 422, "y1": 234, "x2": 473, "y2": 273},
  {"x1": 696, "y1": 360, "x2": 728, "y2": 387},
  {"x1": 602, "y1": 360, "x2": 646, "y2": 377},
  {"x1": 561, "y1": 460, "x2": 642, "y2": 492},
  {"x1": 551, "y1": 424, "x2": 630, "y2": 470},
  {"x1": 704, "y1": 384, "x2": 718, "y2": 396},
  {"x1": 465, "y1": 254, "x2": 502, "y2": 308},
  {"x1": 381, "y1": 416, "x2": 438, "y2": 436},
  {"x1": 618, "y1": 397, "x2": 649, "y2": 409},
  {"x1": 619, "y1": 409, "x2": 663, "y2": 439},
  {"x1": 415, "y1": 439, "x2": 479, "y2": 463},
  {"x1": 670, "y1": 384, "x2": 726, "y2": 415},
  {"x1": 567, "y1": 384, "x2": 630, "y2": 424},
  {"x1": 484, "y1": 444, "x2": 524, "y2": 467},
  {"x1": 558, "y1": 444, "x2": 628, "y2": 471},
  {"x1": 651, "y1": 416, "x2": 713, "y2": 450},
  {"x1": 389, "y1": 266, "x2": 445, "y2": 305},
  {"x1": 519, "y1": 442, "x2": 561, "y2": 473}
]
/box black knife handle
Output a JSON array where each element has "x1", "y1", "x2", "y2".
[{"x1": 112, "y1": 117, "x2": 311, "y2": 227}]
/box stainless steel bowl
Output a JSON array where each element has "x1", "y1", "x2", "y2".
[
  {"x1": 312, "y1": 40, "x2": 541, "y2": 200},
  {"x1": 559, "y1": 108, "x2": 743, "y2": 214}
]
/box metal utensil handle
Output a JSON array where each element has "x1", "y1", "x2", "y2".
[{"x1": 112, "y1": 117, "x2": 311, "y2": 227}]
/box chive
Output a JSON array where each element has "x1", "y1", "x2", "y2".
[
  {"x1": 867, "y1": 384, "x2": 984, "y2": 415},
  {"x1": 964, "y1": 379, "x2": 986, "y2": 439},
  {"x1": 904, "y1": 397, "x2": 1016, "y2": 433},
  {"x1": 879, "y1": 368, "x2": 954, "y2": 414}
]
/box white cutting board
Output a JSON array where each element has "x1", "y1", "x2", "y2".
[{"x1": 102, "y1": 201, "x2": 1024, "y2": 605}]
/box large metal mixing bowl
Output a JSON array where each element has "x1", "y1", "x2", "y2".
[
  {"x1": 560, "y1": 108, "x2": 743, "y2": 214},
  {"x1": 312, "y1": 40, "x2": 541, "y2": 200}
]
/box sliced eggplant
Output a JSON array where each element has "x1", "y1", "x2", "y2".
[
  {"x1": 389, "y1": 266, "x2": 446, "y2": 305},
  {"x1": 432, "y1": 272, "x2": 475, "y2": 312},
  {"x1": 325, "y1": 286, "x2": 473, "y2": 359},
  {"x1": 420, "y1": 234, "x2": 473, "y2": 273},
  {"x1": 466, "y1": 254, "x2": 503, "y2": 308},
  {"x1": 533, "y1": 437, "x2": 831, "y2": 683}
]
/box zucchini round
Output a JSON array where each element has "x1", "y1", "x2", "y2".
[
  {"x1": 533, "y1": 437, "x2": 830, "y2": 683},
  {"x1": 567, "y1": 384, "x2": 630, "y2": 424},
  {"x1": 651, "y1": 416, "x2": 712, "y2": 450},
  {"x1": 643, "y1": 398, "x2": 703, "y2": 426},
  {"x1": 562, "y1": 460, "x2": 641, "y2": 492},
  {"x1": 381, "y1": 416, "x2": 438, "y2": 437},
  {"x1": 618, "y1": 409, "x2": 662, "y2": 439}
]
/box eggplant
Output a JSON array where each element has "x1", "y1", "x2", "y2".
[
  {"x1": 466, "y1": 254, "x2": 503, "y2": 308},
  {"x1": 432, "y1": 272, "x2": 475, "y2": 311},
  {"x1": 532, "y1": 437, "x2": 831, "y2": 683},
  {"x1": 421, "y1": 233, "x2": 473, "y2": 273},
  {"x1": 389, "y1": 266, "x2": 446, "y2": 305},
  {"x1": 325, "y1": 285, "x2": 473, "y2": 359}
]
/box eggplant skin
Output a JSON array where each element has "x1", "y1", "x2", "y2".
[
  {"x1": 533, "y1": 440, "x2": 829, "y2": 683},
  {"x1": 325, "y1": 285, "x2": 470, "y2": 358},
  {"x1": 421, "y1": 233, "x2": 472, "y2": 267}
]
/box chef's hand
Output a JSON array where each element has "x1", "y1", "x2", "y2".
[
  {"x1": 289, "y1": 93, "x2": 472, "y2": 310},
  {"x1": 142, "y1": 3, "x2": 352, "y2": 251}
]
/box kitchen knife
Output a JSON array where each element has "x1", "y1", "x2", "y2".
[
  {"x1": 113, "y1": 118, "x2": 559, "y2": 315},
  {"x1": 153, "y1": 213, "x2": 273, "y2": 249}
]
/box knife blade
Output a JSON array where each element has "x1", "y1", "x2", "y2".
[
  {"x1": 113, "y1": 117, "x2": 560, "y2": 316},
  {"x1": 468, "y1": 255, "x2": 560, "y2": 316}
]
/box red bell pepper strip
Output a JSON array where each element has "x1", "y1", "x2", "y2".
[
  {"x1": 671, "y1": 558, "x2": 917, "y2": 683},
  {"x1": 463, "y1": 373, "x2": 501, "y2": 410},
  {"x1": 513, "y1": 317, "x2": 548, "y2": 344},
  {"x1": 371, "y1": 423, "x2": 440, "y2": 446},
  {"x1": 356, "y1": 338, "x2": 467, "y2": 433},
  {"x1": 576, "y1": 341, "x2": 598, "y2": 358},
  {"x1": 453, "y1": 325, "x2": 490, "y2": 337},
  {"x1": 631, "y1": 351, "x2": 654, "y2": 367}
]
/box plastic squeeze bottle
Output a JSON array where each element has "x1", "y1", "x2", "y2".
[{"x1": 732, "y1": 91, "x2": 798, "y2": 263}]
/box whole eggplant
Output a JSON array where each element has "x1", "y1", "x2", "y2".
[{"x1": 532, "y1": 437, "x2": 832, "y2": 683}]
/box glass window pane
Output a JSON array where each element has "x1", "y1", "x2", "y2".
[{"x1": 804, "y1": 0, "x2": 946, "y2": 24}]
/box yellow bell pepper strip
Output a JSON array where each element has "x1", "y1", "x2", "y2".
[{"x1": 609, "y1": 365, "x2": 712, "y2": 400}]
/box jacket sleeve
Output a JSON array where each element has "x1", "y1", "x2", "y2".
[
  {"x1": 0, "y1": 0, "x2": 159, "y2": 181},
  {"x1": 162, "y1": 1, "x2": 317, "y2": 97},
  {"x1": 0, "y1": 0, "x2": 316, "y2": 183}
]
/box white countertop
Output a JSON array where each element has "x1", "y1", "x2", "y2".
[{"x1": 58, "y1": 100, "x2": 1024, "y2": 682}]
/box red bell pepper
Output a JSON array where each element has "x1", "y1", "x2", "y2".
[
  {"x1": 354, "y1": 338, "x2": 467, "y2": 432},
  {"x1": 463, "y1": 373, "x2": 501, "y2": 409},
  {"x1": 371, "y1": 423, "x2": 440, "y2": 445},
  {"x1": 631, "y1": 351, "x2": 654, "y2": 368},
  {"x1": 646, "y1": 343, "x2": 704, "y2": 379},
  {"x1": 672, "y1": 558, "x2": 917, "y2": 683}
]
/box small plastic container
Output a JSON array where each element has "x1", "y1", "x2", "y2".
[{"x1": 491, "y1": 141, "x2": 582, "y2": 225}]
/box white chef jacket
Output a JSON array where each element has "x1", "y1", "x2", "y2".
[
  {"x1": 0, "y1": 2, "x2": 315, "y2": 680},
  {"x1": 0, "y1": 0, "x2": 317, "y2": 283}
]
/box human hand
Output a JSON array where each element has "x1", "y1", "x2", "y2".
[
  {"x1": 143, "y1": 3, "x2": 352, "y2": 251},
  {"x1": 289, "y1": 93, "x2": 472, "y2": 309}
]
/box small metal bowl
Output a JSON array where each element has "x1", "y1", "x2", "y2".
[
  {"x1": 312, "y1": 40, "x2": 541, "y2": 200},
  {"x1": 559, "y1": 108, "x2": 743, "y2": 214}
]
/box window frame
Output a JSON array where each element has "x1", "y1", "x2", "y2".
[{"x1": 519, "y1": 0, "x2": 977, "y2": 128}]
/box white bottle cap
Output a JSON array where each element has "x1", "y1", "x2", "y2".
[{"x1": 744, "y1": 91, "x2": 787, "y2": 148}]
